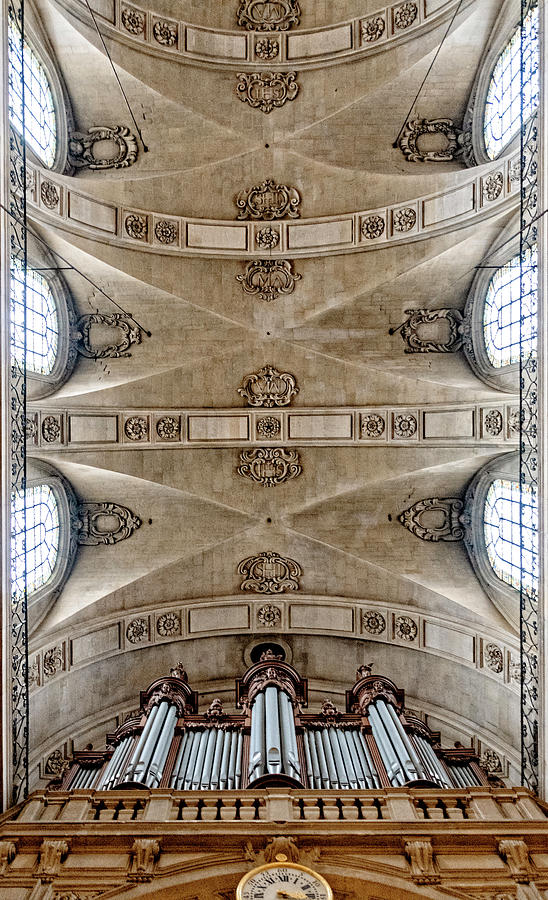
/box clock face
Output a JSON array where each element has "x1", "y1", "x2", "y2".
[{"x1": 237, "y1": 863, "x2": 333, "y2": 900}]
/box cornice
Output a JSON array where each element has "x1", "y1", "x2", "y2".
[
  {"x1": 26, "y1": 152, "x2": 518, "y2": 259},
  {"x1": 50, "y1": 0, "x2": 473, "y2": 71}
]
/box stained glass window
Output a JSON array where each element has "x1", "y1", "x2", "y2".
[
  {"x1": 484, "y1": 6, "x2": 538, "y2": 160},
  {"x1": 484, "y1": 479, "x2": 538, "y2": 594},
  {"x1": 483, "y1": 245, "x2": 537, "y2": 368},
  {"x1": 8, "y1": 20, "x2": 57, "y2": 167},
  {"x1": 10, "y1": 257, "x2": 59, "y2": 375},
  {"x1": 11, "y1": 485, "x2": 60, "y2": 598}
]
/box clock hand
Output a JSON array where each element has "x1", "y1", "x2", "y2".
[{"x1": 276, "y1": 891, "x2": 307, "y2": 899}]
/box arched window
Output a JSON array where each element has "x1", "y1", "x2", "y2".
[
  {"x1": 483, "y1": 245, "x2": 537, "y2": 368},
  {"x1": 10, "y1": 257, "x2": 59, "y2": 375},
  {"x1": 484, "y1": 478, "x2": 538, "y2": 594},
  {"x1": 8, "y1": 19, "x2": 57, "y2": 168},
  {"x1": 11, "y1": 483, "x2": 60, "y2": 599},
  {"x1": 483, "y1": 5, "x2": 538, "y2": 160}
]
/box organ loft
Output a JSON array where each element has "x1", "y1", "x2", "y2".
[{"x1": 1, "y1": 0, "x2": 547, "y2": 897}]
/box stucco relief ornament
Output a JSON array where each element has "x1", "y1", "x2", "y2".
[
  {"x1": 393, "y1": 207, "x2": 417, "y2": 232},
  {"x1": 257, "y1": 603, "x2": 282, "y2": 626},
  {"x1": 68, "y1": 126, "x2": 138, "y2": 170},
  {"x1": 508, "y1": 408, "x2": 520, "y2": 434},
  {"x1": 124, "y1": 416, "x2": 149, "y2": 440},
  {"x1": 154, "y1": 219, "x2": 178, "y2": 244},
  {"x1": 485, "y1": 643, "x2": 504, "y2": 673},
  {"x1": 237, "y1": 72, "x2": 299, "y2": 113},
  {"x1": 153, "y1": 20, "x2": 177, "y2": 45},
  {"x1": 395, "y1": 616, "x2": 418, "y2": 641},
  {"x1": 256, "y1": 226, "x2": 280, "y2": 249},
  {"x1": 393, "y1": 2, "x2": 418, "y2": 29},
  {"x1": 257, "y1": 416, "x2": 281, "y2": 437},
  {"x1": 483, "y1": 172, "x2": 504, "y2": 201},
  {"x1": 42, "y1": 415, "x2": 61, "y2": 442},
  {"x1": 484, "y1": 409, "x2": 503, "y2": 436},
  {"x1": 156, "y1": 611, "x2": 180, "y2": 636},
  {"x1": 480, "y1": 748, "x2": 503, "y2": 774},
  {"x1": 236, "y1": 179, "x2": 301, "y2": 219},
  {"x1": 43, "y1": 646, "x2": 64, "y2": 678},
  {"x1": 398, "y1": 497, "x2": 466, "y2": 542},
  {"x1": 361, "y1": 414, "x2": 385, "y2": 437},
  {"x1": 125, "y1": 213, "x2": 148, "y2": 240},
  {"x1": 76, "y1": 502, "x2": 142, "y2": 545},
  {"x1": 40, "y1": 181, "x2": 59, "y2": 209},
  {"x1": 156, "y1": 416, "x2": 180, "y2": 439},
  {"x1": 25, "y1": 415, "x2": 38, "y2": 440},
  {"x1": 205, "y1": 698, "x2": 224, "y2": 722},
  {"x1": 126, "y1": 618, "x2": 149, "y2": 643},
  {"x1": 75, "y1": 313, "x2": 142, "y2": 359},
  {"x1": 237, "y1": 0, "x2": 300, "y2": 31},
  {"x1": 238, "y1": 447, "x2": 302, "y2": 486},
  {"x1": 238, "y1": 551, "x2": 302, "y2": 593},
  {"x1": 395, "y1": 308, "x2": 464, "y2": 353},
  {"x1": 362, "y1": 610, "x2": 386, "y2": 634},
  {"x1": 320, "y1": 699, "x2": 340, "y2": 722},
  {"x1": 398, "y1": 118, "x2": 462, "y2": 163},
  {"x1": 44, "y1": 749, "x2": 69, "y2": 777},
  {"x1": 121, "y1": 6, "x2": 145, "y2": 33},
  {"x1": 394, "y1": 413, "x2": 417, "y2": 437},
  {"x1": 255, "y1": 38, "x2": 279, "y2": 60},
  {"x1": 361, "y1": 15, "x2": 385, "y2": 42},
  {"x1": 361, "y1": 214, "x2": 385, "y2": 239},
  {"x1": 238, "y1": 364, "x2": 298, "y2": 407},
  {"x1": 237, "y1": 259, "x2": 301, "y2": 302}
]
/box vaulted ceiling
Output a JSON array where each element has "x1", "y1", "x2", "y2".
[{"x1": 27, "y1": 0, "x2": 521, "y2": 788}]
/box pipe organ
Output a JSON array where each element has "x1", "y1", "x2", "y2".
[{"x1": 55, "y1": 654, "x2": 497, "y2": 793}]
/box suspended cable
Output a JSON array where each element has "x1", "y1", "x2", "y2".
[
  {"x1": 1, "y1": 201, "x2": 152, "y2": 335},
  {"x1": 392, "y1": 0, "x2": 464, "y2": 149},
  {"x1": 82, "y1": 0, "x2": 149, "y2": 152}
]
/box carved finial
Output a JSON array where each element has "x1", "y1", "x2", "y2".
[
  {"x1": 205, "y1": 698, "x2": 224, "y2": 721},
  {"x1": 356, "y1": 663, "x2": 374, "y2": 680},
  {"x1": 259, "y1": 649, "x2": 284, "y2": 662},
  {"x1": 320, "y1": 699, "x2": 340, "y2": 720},
  {"x1": 169, "y1": 662, "x2": 188, "y2": 682}
]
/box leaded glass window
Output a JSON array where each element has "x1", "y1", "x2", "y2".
[
  {"x1": 10, "y1": 257, "x2": 59, "y2": 375},
  {"x1": 484, "y1": 479, "x2": 538, "y2": 594},
  {"x1": 484, "y1": 6, "x2": 538, "y2": 160},
  {"x1": 11, "y1": 485, "x2": 60, "y2": 598},
  {"x1": 8, "y1": 20, "x2": 57, "y2": 167},
  {"x1": 482, "y1": 245, "x2": 537, "y2": 368}
]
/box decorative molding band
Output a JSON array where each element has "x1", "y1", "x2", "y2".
[
  {"x1": 27, "y1": 401, "x2": 520, "y2": 451},
  {"x1": 26, "y1": 151, "x2": 518, "y2": 259},
  {"x1": 68, "y1": 125, "x2": 138, "y2": 170},
  {"x1": 236, "y1": 71, "x2": 299, "y2": 112},
  {"x1": 52, "y1": 0, "x2": 470, "y2": 71},
  {"x1": 28, "y1": 597, "x2": 520, "y2": 696}
]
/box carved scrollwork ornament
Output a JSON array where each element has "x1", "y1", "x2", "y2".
[
  {"x1": 237, "y1": 259, "x2": 302, "y2": 302},
  {"x1": 485, "y1": 642, "x2": 504, "y2": 673},
  {"x1": 236, "y1": 179, "x2": 301, "y2": 220},
  {"x1": 404, "y1": 839, "x2": 440, "y2": 885},
  {"x1": 238, "y1": 364, "x2": 298, "y2": 407},
  {"x1": 484, "y1": 409, "x2": 503, "y2": 435},
  {"x1": 483, "y1": 172, "x2": 504, "y2": 201},
  {"x1": 42, "y1": 415, "x2": 61, "y2": 442},
  {"x1": 238, "y1": 447, "x2": 302, "y2": 486},
  {"x1": 44, "y1": 748, "x2": 69, "y2": 776},
  {"x1": 398, "y1": 118, "x2": 463, "y2": 163},
  {"x1": 398, "y1": 497, "x2": 466, "y2": 541},
  {"x1": 396, "y1": 308, "x2": 464, "y2": 353},
  {"x1": 68, "y1": 126, "x2": 138, "y2": 170},
  {"x1": 237, "y1": 72, "x2": 299, "y2": 114},
  {"x1": 237, "y1": 0, "x2": 301, "y2": 31},
  {"x1": 361, "y1": 15, "x2": 385, "y2": 42},
  {"x1": 238, "y1": 550, "x2": 302, "y2": 593},
  {"x1": 76, "y1": 502, "x2": 142, "y2": 545},
  {"x1": 43, "y1": 646, "x2": 64, "y2": 678},
  {"x1": 75, "y1": 313, "x2": 142, "y2": 359},
  {"x1": 480, "y1": 748, "x2": 503, "y2": 774}
]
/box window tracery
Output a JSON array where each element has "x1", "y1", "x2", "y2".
[
  {"x1": 11, "y1": 484, "x2": 59, "y2": 599},
  {"x1": 483, "y1": 245, "x2": 537, "y2": 368},
  {"x1": 8, "y1": 19, "x2": 57, "y2": 167},
  {"x1": 10, "y1": 257, "x2": 58, "y2": 376},
  {"x1": 484, "y1": 478, "x2": 537, "y2": 594}
]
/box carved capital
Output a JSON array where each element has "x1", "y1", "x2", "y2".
[
  {"x1": 36, "y1": 839, "x2": 69, "y2": 881},
  {"x1": 128, "y1": 838, "x2": 161, "y2": 882},
  {"x1": 404, "y1": 839, "x2": 440, "y2": 885},
  {"x1": 498, "y1": 839, "x2": 533, "y2": 883}
]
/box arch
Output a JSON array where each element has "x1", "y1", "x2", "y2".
[
  {"x1": 463, "y1": 0, "x2": 538, "y2": 165},
  {"x1": 463, "y1": 452, "x2": 535, "y2": 628},
  {"x1": 462, "y1": 215, "x2": 536, "y2": 392},
  {"x1": 21, "y1": 459, "x2": 79, "y2": 633},
  {"x1": 11, "y1": 238, "x2": 78, "y2": 400},
  {"x1": 8, "y1": 0, "x2": 74, "y2": 171}
]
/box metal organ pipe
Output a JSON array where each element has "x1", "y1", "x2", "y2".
[
  {"x1": 265, "y1": 686, "x2": 282, "y2": 774},
  {"x1": 145, "y1": 704, "x2": 178, "y2": 787},
  {"x1": 249, "y1": 692, "x2": 266, "y2": 782},
  {"x1": 320, "y1": 728, "x2": 339, "y2": 787},
  {"x1": 200, "y1": 728, "x2": 218, "y2": 789},
  {"x1": 335, "y1": 730, "x2": 359, "y2": 789},
  {"x1": 328, "y1": 728, "x2": 349, "y2": 788},
  {"x1": 124, "y1": 704, "x2": 159, "y2": 782},
  {"x1": 210, "y1": 729, "x2": 225, "y2": 790},
  {"x1": 235, "y1": 731, "x2": 243, "y2": 788},
  {"x1": 386, "y1": 702, "x2": 425, "y2": 779},
  {"x1": 219, "y1": 731, "x2": 231, "y2": 789},
  {"x1": 227, "y1": 730, "x2": 239, "y2": 789},
  {"x1": 367, "y1": 703, "x2": 405, "y2": 785},
  {"x1": 278, "y1": 691, "x2": 300, "y2": 781},
  {"x1": 313, "y1": 729, "x2": 330, "y2": 788}
]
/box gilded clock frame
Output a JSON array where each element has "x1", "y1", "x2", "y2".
[{"x1": 236, "y1": 860, "x2": 334, "y2": 900}]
